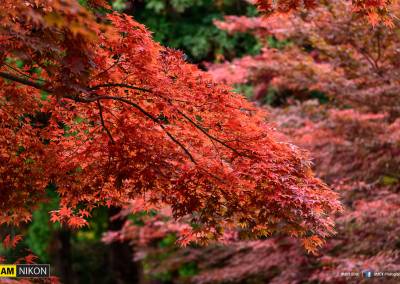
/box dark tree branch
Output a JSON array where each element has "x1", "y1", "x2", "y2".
[
  {"x1": 0, "y1": 71, "x2": 51, "y2": 92},
  {"x1": 87, "y1": 95, "x2": 196, "y2": 164},
  {"x1": 174, "y1": 109, "x2": 249, "y2": 158},
  {"x1": 0, "y1": 72, "x2": 240, "y2": 164},
  {"x1": 89, "y1": 83, "x2": 151, "y2": 93},
  {"x1": 97, "y1": 100, "x2": 115, "y2": 144},
  {"x1": 0, "y1": 72, "x2": 195, "y2": 163},
  {"x1": 91, "y1": 82, "x2": 249, "y2": 158}
]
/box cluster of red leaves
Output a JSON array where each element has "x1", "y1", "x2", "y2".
[
  {"x1": 0, "y1": 0, "x2": 341, "y2": 250},
  {"x1": 255, "y1": 0, "x2": 396, "y2": 25},
  {"x1": 125, "y1": 1, "x2": 400, "y2": 283},
  {"x1": 0, "y1": 234, "x2": 38, "y2": 267},
  {"x1": 2, "y1": 234, "x2": 23, "y2": 250}
]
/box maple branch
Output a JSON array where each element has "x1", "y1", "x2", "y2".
[
  {"x1": 0, "y1": 70, "x2": 245, "y2": 162},
  {"x1": 348, "y1": 41, "x2": 382, "y2": 76},
  {"x1": 79, "y1": 95, "x2": 197, "y2": 163},
  {"x1": 91, "y1": 82, "x2": 250, "y2": 158},
  {"x1": 101, "y1": 96, "x2": 196, "y2": 164},
  {"x1": 175, "y1": 109, "x2": 248, "y2": 158},
  {"x1": 89, "y1": 83, "x2": 151, "y2": 93},
  {"x1": 162, "y1": 126, "x2": 197, "y2": 164},
  {"x1": 0, "y1": 71, "x2": 197, "y2": 164},
  {"x1": 0, "y1": 71, "x2": 51, "y2": 93},
  {"x1": 97, "y1": 100, "x2": 115, "y2": 144},
  {"x1": 91, "y1": 82, "x2": 217, "y2": 108}
]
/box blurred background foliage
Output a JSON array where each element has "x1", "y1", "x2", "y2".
[{"x1": 120, "y1": 0, "x2": 261, "y2": 63}]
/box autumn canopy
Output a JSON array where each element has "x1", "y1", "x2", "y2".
[{"x1": 10, "y1": 0, "x2": 399, "y2": 253}]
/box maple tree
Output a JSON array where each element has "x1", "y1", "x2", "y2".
[{"x1": 0, "y1": 0, "x2": 343, "y2": 260}]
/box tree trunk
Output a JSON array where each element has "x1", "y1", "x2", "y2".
[
  {"x1": 107, "y1": 206, "x2": 143, "y2": 284},
  {"x1": 49, "y1": 228, "x2": 73, "y2": 284}
]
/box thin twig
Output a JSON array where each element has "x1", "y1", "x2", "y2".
[
  {"x1": 89, "y1": 83, "x2": 151, "y2": 93},
  {"x1": 175, "y1": 109, "x2": 249, "y2": 158},
  {"x1": 91, "y1": 56, "x2": 122, "y2": 80},
  {"x1": 97, "y1": 100, "x2": 115, "y2": 144},
  {"x1": 4, "y1": 63, "x2": 48, "y2": 83}
]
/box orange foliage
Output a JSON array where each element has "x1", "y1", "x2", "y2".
[{"x1": 0, "y1": 0, "x2": 341, "y2": 250}]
